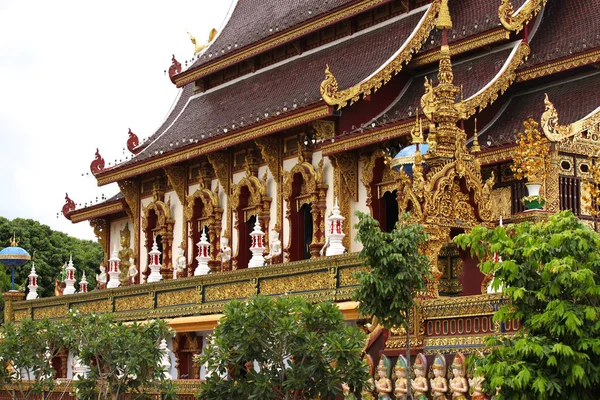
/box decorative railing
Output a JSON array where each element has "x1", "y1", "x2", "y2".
[
  {"x1": 11, "y1": 254, "x2": 365, "y2": 323},
  {"x1": 0, "y1": 379, "x2": 201, "y2": 399}
]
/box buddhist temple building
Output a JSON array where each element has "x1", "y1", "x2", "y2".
[{"x1": 5, "y1": 0, "x2": 600, "y2": 396}]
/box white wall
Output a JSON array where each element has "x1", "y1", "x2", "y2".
[
  {"x1": 166, "y1": 190, "x2": 183, "y2": 268},
  {"x1": 231, "y1": 171, "x2": 245, "y2": 259},
  {"x1": 139, "y1": 197, "x2": 153, "y2": 277},
  {"x1": 282, "y1": 157, "x2": 297, "y2": 261},
  {"x1": 353, "y1": 158, "x2": 371, "y2": 253},
  {"x1": 109, "y1": 218, "x2": 131, "y2": 260}
]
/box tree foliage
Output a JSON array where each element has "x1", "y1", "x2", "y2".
[
  {"x1": 197, "y1": 295, "x2": 369, "y2": 400},
  {"x1": 66, "y1": 312, "x2": 176, "y2": 400},
  {"x1": 455, "y1": 211, "x2": 600, "y2": 399},
  {"x1": 0, "y1": 216, "x2": 103, "y2": 301},
  {"x1": 0, "y1": 318, "x2": 72, "y2": 399},
  {"x1": 353, "y1": 211, "x2": 431, "y2": 329}
]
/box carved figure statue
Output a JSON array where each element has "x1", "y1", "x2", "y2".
[
  {"x1": 450, "y1": 353, "x2": 468, "y2": 400},
  {"x1": 219, "y1": 235, "x2": 232, "y2": 270},
  {"x1": 375, "y1": 356, "x2": 392, "y2": 399},
  {"x1": 96, "y1": 265, "x2": 107, "y2": 290},
  {"x1": 361, "y1": 356, "x2": 376, "y2": 400},
  {"x1": 393, "y1": 355, "x2": 408, "y2": 400},
  {"x1": 430, "y1": 354, "x2": 449, "y2": 400},
  {"x1": 90, "y1": 148, "x2": 105, "y2": 174},
  {"x1": 469, "y1": 365, "x2": 489, "y2": 400},
  {"x1": 342, "y1": 382, "x2": 357, "y2": 400},
  {"x1": 119, "y1": 224, "x2": 135, "y2": 284},
  {"x1": 174, "y1": 247, "x2": 187, "y2": 279},
  {"x1": 541, "y1": 93, "x2": 571, "y2": 141},
  {"x1": 421, "y1": 76, "x2": 437, "y2": 120},
  {"x1": 412, "y1": 353, "x2": 428, "y2": 400},
  {"x1": 128, "y1": 262, "x2": 138, "y2": 285},
  {"x1": 264, "y1": 226, "x2": 282, "y2": 264}
]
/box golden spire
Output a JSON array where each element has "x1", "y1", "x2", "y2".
[
  {"x1": 188, "y1": 28, "x2": 218, "y2": 55},
  {"x1": 411, "y1": 108, "x2": 425, "y2": 144},
  {"x1": 471, "y1": 118, "x2": 481, "y2": 153},
  {"x1": 10, "y1": 233, "x2": 18, "y2": 247},
  {"x1": 437, "y1": 0, "x2": 453, "y2": 30}
]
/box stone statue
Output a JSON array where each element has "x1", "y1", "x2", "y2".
[
  {"x1": 96, "y1": 265, "x2": 107, "y2": 290},
  {"x1": 264, "y1": 225, "x2": 282, "y2": 264},
  {"x1": 219, "y1": 235, "x2": 232, "y2": 270},
  {"x1": 118, "y1": 223, "x2": 135, "y2": 284},
  {"x1": 174, "y1": 247, "x2": 187, "y2": 279},
  {"x1": 375, "y1": 356, "x2": 392, "y2": 399},
  {"x1": 430, "y1": 354, "x2": 448, "y2": 400},
  {"x1": 393, "y1": 355, "x2": 408, "y2": 400},
  {"x1": 412, "y1": 353, "x2": 428, "y2": 400},
  {"x1": 128, "y1": 262, "x2": 138, "y2": 285},
  {"x1": 450, "y1": 353, "x2": 468, "y2": 400}
]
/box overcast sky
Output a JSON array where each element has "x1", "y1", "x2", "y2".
[{"x1": 0, "y1": 0, "x2": 232, "y2": 240}]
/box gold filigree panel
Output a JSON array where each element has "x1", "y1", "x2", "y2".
[
  {"x1": 13, "y1": 308, "x2": 30, "y2": 322},
  {"x1": 490, "y1": 187, "x2": 511, "y2": 219},
  {"x1": 205, "y1": 281, "x2": 257, "y2": 302},
  {"x1": 34, "y1": 305, "x2": 66, "y2": 319},
  {"x1": 157, "y1": 289, "x2": 202, "y2": 308},
  {"x1": 339, "y1": 266, "x2": 368, "y2": 287},
  {"x1": 260, "y1": 272, "x2": 333, "y2": 295},
  {"x1": 115, "y1": 295, "x2": 152, "y2": 312},
  {"x1": 74, "y1": 300, "x2": 111, "y2": 314}
]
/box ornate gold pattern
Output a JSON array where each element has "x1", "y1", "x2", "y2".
[
  {"x1": 517, "y1": 49, "x2": 600, "y2": 82},
  {"x1": 498, "y1": 0, "x2": 547, "y2": 33},
  {"x1": 360, "y1": 148, "x2": 398, "y2": 211},
  {"x1": 164, "y1": 165, "x2": 188, "y2": 252},
  {"x1": 115, "y1": 295, "x2": 152, "y2": 312},
  {"x1": 90, "y1": 218, "x2": 109, "y2": 266},
  {"x1": 12, "y1": 308, "x2": 30, "y2": 322},
  {"x1": 118, "y1": 179, "x2": 140, "y2": 268},
  {"x1": 339, "y1": 266, "x2": 369, "y2": 287},
  {"x1": 490, "y1": 187, "x2": 512, "y2": 219},
  {"x1": 157, "y1": 289, "x2": 202, "y2": 308},
  {"x1": 142, "y1": 186, "x2": 176, "y2": 277},
  {"x1": 320, "y1": 1, "x2": 441, "y2": 108},
  {"x1": 421, "y1": 294, "x2": 507, "y2": 319},
  {"x1": 97, "y1": 106, "x2": 332, "y2": 185},
  {"x1": 34, "y1": 305, "x2": 65, "y2": 320},
  {"x1": 174, "y1": 0, "x2": 392, "y2": 87},
  {"x1": 70, "y1": 201, "x2": 124, "y2": 223},
  {"x1": 185, "y1": 185, "x2": 223, "y2": 271},
  {"x1": 545, "y1": 149, "x2": 560, "y2": 212},
  {"x1": 205, "y1": 281, "x2": 257, "y2": 302},
  {"x1": 260, "y1": 271, "x2": 333, "y2": 295},
  {"x1": 282, "y1": 159, "x2": 329, "y2": 258},
  {"x1": 255, "y1": 136, "x2": 283, "y2": 231},
  {"x1": 75, "y1": 299, "x2": 112, "y2": 314},
  {"x1": 322, "y1": 120, "x2": 414, "y2": 156},
  {"x1": 330, "y1": 152, "x2": 358, "y2": 250}
]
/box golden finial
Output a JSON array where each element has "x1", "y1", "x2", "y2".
[
  {"x1": 437, "y1": 0, "x2": 453, "y2": 29},
  {"x1": 9, "y1": 233, "x2": 18, "y2": 247},
  {"x1": 471, "y1": 118, "x2": 481, "y2": 153},
  {"x1": 188, "y1": 28, "x2": 218, "y2": 55},
  {"x1": 411, "y1": 108, "x2": 424, "y2": 144}
]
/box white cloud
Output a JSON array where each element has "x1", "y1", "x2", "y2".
[{"x1": 0, "y1": 0, "x2": 233, "y2": 240}]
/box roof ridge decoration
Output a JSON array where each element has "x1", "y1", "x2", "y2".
[
  {"x1": 320, "y1": 1, "x2": 442, "y2": 109},
  {"x1": 541, "y1": 93, "x2": 600, "y2": 145},
  {"x1": 498, "y1": 0, "x2": 548, "y2": 33},
  {"x1": 455, "y1": 41, "x2": 530, "y2": 118}
]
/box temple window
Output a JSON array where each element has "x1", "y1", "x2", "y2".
[
  {"x1": 142, "y1": 184, "x2": 175, "y2": 278},
  {"x1": 172, "y1": 333, "x2": 202, "y2": 379},
  {"x1": 362, "y1": 149, "x2": 399, "y2": 231}
]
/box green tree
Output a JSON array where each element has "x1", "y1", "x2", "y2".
[
  {"x1": 353, "y1": 211, "x2": 431, "y2": 398},
  {"x1": 66, "y1": 312, "x2": 176, "y2": 400},
  {"x1": 454, "y1": 211, "x2": 600, "y2": 399},
  {"x1": 0, "y1": 216, "x2": 103, "y2": 303},
  {"x1": 197, "y1": 295, "x2": 368, "y2": 400},
  {"x1": 0, "y1": 317, "x2": 73, "y2": 400}
]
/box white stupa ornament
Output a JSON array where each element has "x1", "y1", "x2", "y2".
[
  {"x1": 79, "y1": 271, "x2": 89, "y2": 293},
  {"x1": 159, "y1": 338, "x2": 172, "y2": 379},
  {"x1": 248, "y1": 216, "x2": 266, "y2": 268},
  {"x1": 147, "y1": 239, "x2": 163, "y2": 283},
  {"x1": 107, "y1": 246, "x2": 121, "y2": 289},
  {"x1": 195, "y1": 231, "x2": 211, "y2": 276},
  {"x1": 26, "y1": 262, "x2": 39, "y2": 300},
  {"x1": 63, "y1": 255, "x2": 77, "y2": 295},
  {"x1": 325, "y1": 199, "x2": 346, "y2": 256}
]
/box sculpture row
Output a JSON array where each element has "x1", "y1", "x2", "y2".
[{"x1": 344, "y1": 352, "x2": 488, "y2": 400}]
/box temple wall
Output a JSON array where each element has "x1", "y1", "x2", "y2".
[
  {"x1": 186, "y1": 183, "x2": 200, "y2": 261},
  {"x1": 214, "y1": 178, "x2": 227, "y2": 238},
  {"x1": 353, "y1": 159, "x2": 371, "y2": 252},
  {"x1": 139, "y1": 197, "x2": 153, "y2": 277},
  {"x1": 109, "y1": 218, "x2": 131, "y2": 259},
  {"x1": 282, "y1": 157, "x2": 298, "y2": 261},
  {"x1": 166, "y1": 190, "x2": 184, "y2": 268},
  {"x1": 231, "y1": 170, "x2": 245, "y2": 260}
]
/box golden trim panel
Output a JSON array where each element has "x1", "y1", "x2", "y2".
[
  {"x1": 70, "y1": 201, "x2": 124, "y2": 223},
  {"x1": 517, "y1": 49, "x2": 600, "y2": 82}
]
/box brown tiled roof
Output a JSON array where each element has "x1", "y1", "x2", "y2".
[
  {"x1": 122, "y1": 10, "x2": 428, "y2": 165},
  {"x1": 363, "y1": 44, "x2": 517, "y2": 130},
  {"x1": 192, "y1": 0, "x2": 358, "y2": 69},
  {"x1": 420, "y1": 0, "x2": 526, "y2": 52},
  {"x1": 480, "y1": 71, "x2": 600, "y2": 148},
  {"x1": 523, "y1": 0, "x2": 600, "y2": 68}
]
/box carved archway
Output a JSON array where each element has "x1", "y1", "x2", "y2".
[
  {"x1": 172, "y1": 333, "x2": 202, "y2": 379},
  {"x1": 361, "y1": 149, "x2": 400, "y2": 231},
  {"x1": 283, "y1": 159, "x2": 328, "y2": 260},
  {"x1": 184, "y1": 184, "x2": 223, "y2": 274},
  {"x1": 230, "y1": 172, "x2": 272, "y2": 270},
  {"x1": 142, "y1": 188, "x2": 175, "y2": 279}
]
